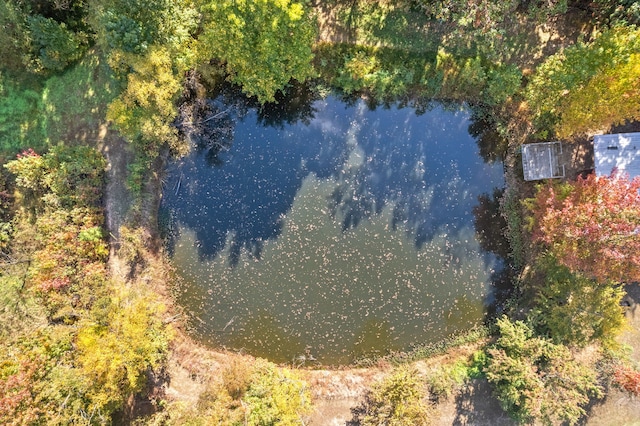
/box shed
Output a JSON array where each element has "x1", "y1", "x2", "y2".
[
  {"x1": 594, "y1": 133, "x2": 640, "y2": 179},
  {"x1": 521, "y1": 141, "x2": 565, "y2": 181}
]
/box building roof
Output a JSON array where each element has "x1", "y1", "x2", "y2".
[
  {"x1": 594, "y1": 133, "x2": 640, "y2": 179},
  {"x1": 521, "y1": 141, "x2": 565, "y2": 181}
]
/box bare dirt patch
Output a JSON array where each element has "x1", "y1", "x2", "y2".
[{"x1": 306, "y1": 367, "x2": 386, "y2": 425}]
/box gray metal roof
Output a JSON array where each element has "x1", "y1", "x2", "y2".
[
  {"x1": 594, "y1": 133, "x2": 640, "y2": 179},
  {"x1": 521, "y1": 141, "x2": 565, "y2": 181}
]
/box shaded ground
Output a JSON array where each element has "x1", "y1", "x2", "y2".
[
  {"x1": 558, "y1": 119, "x2": 640, "y2": 181},
  {"x1": 584, "y1": 286, "x2": 640, "y2": 426},
  {"x1": 99, "y1": 126, "x2": 136, "y2": 281},
  {"x1": 559, "y1": 137, "x2": 595, "y2": 180},
  {"x1": 620, "y1": 284, "x2": 640, "y2": 366},
  {"x1": 439, "y1": 380, "x2": 515, "y2": 426},
  {"x1": 313, "y1": 1, "x2": 592, "y2": 71}
]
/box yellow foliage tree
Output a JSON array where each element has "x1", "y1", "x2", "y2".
[
  {"x1": 349, "y1": 367, "x2": 433, "y2": 426},
  {"x1": 556, "y1": 53, "x2": 640, "y2": 138},
  {"x1": 107, "y1": 46, "x2": 187, "y2": 157},
  {"x1": 76, "y1": 286, "x2": 171, "y2": 414},
  {"x1": 244, "y1": 359, "x2": 312, "y2": 426}
]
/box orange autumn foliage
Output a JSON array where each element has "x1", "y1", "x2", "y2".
[
  {"x1": 530, "y1": 174, "x2": 640, "y2": 283},
  {"x1": 613, "y1": 366, "x2": 640, "y2": 396}
]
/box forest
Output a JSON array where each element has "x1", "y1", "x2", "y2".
[{"x1": 1, "y1": 0, "x2": 640, "y2": 424}]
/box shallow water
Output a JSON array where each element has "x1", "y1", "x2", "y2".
[{"x1": 162, "y1": 96, "x2": 504, "y2": 365}]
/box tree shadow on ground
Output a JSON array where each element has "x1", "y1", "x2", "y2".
[
  {"x1": 452, "y1": 379, "x2": 516, "y2": 426},
  {"x1": 578, "y1": 382, "x2": 640, "y2": 426}
]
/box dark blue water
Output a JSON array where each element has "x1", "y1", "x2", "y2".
[{"x1": 163, "y1": 96, "x2": 505, "y2": 365}]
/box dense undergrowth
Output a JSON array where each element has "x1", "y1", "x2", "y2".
[
  {"x1": 1, "y1": 0, "x2": 640, "y2": 425},
  {"x1": 0, "y1": 146, "x2": 170, "y2": 424}
]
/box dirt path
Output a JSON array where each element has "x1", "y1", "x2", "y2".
[{"x1": 96, "y1": 124, "x2": 136, "y2": 282}]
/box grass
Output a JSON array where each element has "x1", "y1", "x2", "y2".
[
  {"x1": 314, "y1": 1, "x2": 528, "y2": 107},
  {"x1": 327, "y1": 1, "x2": 532, "y2": 60},
  {"x1": 0, "y1": 49, "x2": 120, "y2": 159},
  {"x1": 501, "y1": 188, "x2": 526, "y2": 270},
  {"x1": 353, "y1": 325, "x2": 490, "y2": 367},
  {"x1": 40, "y1": 49, "x2": 120, "y2": 147},
  {"x1": 347, "y1": 2, "x2": 441, "y2": 51},
  {"x1": 0, "y1": 73, "x2": 44, "y2": 156}
]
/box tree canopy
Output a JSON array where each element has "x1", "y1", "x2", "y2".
[
  {"x1": 486, "y1": 316, "x2": 601, "y2": 425},
  {"x1": 528, "y1": 174, "x2": 640, "y2": 283},
  {"x1": 526, "y1": 26, "x2": 640, "y2": 138},
  {"x1": 199, "y1": 0, "x2": 317, "y2": 103},
  {"x1": 531, "y1": 255, "x2": 625, "y2": 348}
]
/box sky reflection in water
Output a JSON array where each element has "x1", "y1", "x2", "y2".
[{"x1": 163, "y1": 96, "x2": 504, "y2": 365}]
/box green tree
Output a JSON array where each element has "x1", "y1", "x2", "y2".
[
  {"x1": 27, "y1": 14, "x2": 87, "y2": 72},
  {"x1": 199, "y1": 0, "x2": 317, "y2": 103},
  {"x1": 531, "y1": 255, "x2": 626, "y2": 347},
  {"x1": 0, "y1": 0, "x2": 31, "y2": 74},
  {"x1": 348, "y1": 367, "x2": 433, "y2": 426},
  {"x1": 90, "y1": 0, "x2": 198, "y2": 55},
  {"x1": 486, "y1": 316, "x2": 601, "y2": 425},
  {"x1": 93, "y1": 0, "x2": 198, "y2": 192}
]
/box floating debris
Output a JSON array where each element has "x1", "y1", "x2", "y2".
[{"x1": 164, "y1": 96, "x2": 505, "y2": 365}]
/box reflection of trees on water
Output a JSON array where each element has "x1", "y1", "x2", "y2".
[
  {"x1": 256, "y1": 82, "x2": 320, "y2": 128},
  {"x1": 189, "y1": 99, "x2": 236, "y2": 167},
  {"x1": 177, "y1": 80, "x2": 322, "y2": 166},
  {"x1": 165, "y1": 94, "x2": 505, "y2": 266},
  {"x1": 468, "y1": 107, "x2": 508, "y2": 163},
  {"x1": 472, "y1": 188, "x2": 509, "y2": 260},
  {"x1": 485, "y1": 267, "x2": 516, "y2": 318},
  {"x1": 336, "y1": 92, "x2": 450, "y2": 117},
  {"x1": 472, "y1": 187, "x2": 517, "y2": 315},
  {"x1": 326, "y1": 104, "x2": 492, "y2": 248}
]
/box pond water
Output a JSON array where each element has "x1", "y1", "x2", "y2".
[{"x1": 162, "y1": 94, "x2": 505, "y2": 365}]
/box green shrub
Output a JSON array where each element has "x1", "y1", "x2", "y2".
[
  {"x1": 244, "y1": 359, "x2": 312, "y2": 426},
  {"x1": 349, "y1": 367, "x2": 433, "y2": 426},
  {"x1": 426, "y1": 353, "x2": 486, "y2": 401},
  {"x1": 5, "y1": 145, "x2": 106, "y2": 209},
  {"x1": 426, "y1": 366, "x2": 459, "y2": 401},
  {"x1": 486, "y1": 316, "x2": 601, "y2": 425}
]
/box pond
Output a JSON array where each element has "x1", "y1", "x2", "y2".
[{"x1": 162, "y1": 92, "x2": 506, "y2": 365}]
